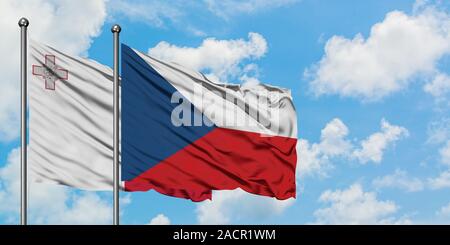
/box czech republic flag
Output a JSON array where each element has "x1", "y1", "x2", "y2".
[{"x1": 121, "y1": 44, "x2": 297, "y2": 202}]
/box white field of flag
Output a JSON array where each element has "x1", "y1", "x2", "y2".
[{"x1": 29, "y1": 40, "x2": 121, "y2": 190}]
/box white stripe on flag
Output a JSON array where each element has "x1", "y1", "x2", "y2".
[{"x1": 133, "y1": 48, "x2": 297, "y2": 138}]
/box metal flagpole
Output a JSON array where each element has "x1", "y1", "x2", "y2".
[
  {"x1": 111, "y1": 24, "x2": 121, "y2": 226},
  {"x1": 18, "y1": 17, "x2": 29, "y2": 226}
]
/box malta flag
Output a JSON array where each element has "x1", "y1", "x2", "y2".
[
  {"x1": 121, "y1": 45, "x2": 297, "y2": 201},
  {"x1": 29, "y1": 40, "x2": 116, "y2": 190}
]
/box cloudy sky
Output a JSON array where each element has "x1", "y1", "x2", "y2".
[{"x1": 1, "y1": 0, "x2": 450, "y2": 225}]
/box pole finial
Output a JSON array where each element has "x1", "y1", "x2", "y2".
[
  {"x1": 111, "y1": 24, "x2": 121, "y2": 33},
  {"x1": 18, "y1": 17, "x2": 29, "y2": 27}
]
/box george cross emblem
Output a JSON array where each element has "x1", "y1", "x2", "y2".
[{"x1": 32, "y1": 55, "x2": 68, "y2": 90}]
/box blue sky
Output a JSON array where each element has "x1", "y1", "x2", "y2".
[{"x1": 1, "y1": 0, "x2": 450, "y2": 224}]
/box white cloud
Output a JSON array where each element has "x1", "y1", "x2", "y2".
[
  {"x1": 196, "y1": 188, "x2": 294, "y2": 224},
  {"x1": 318, "y1": 118, "x2": 352, "y2": 156},
  {"x1": 297, "y1": 118, "x2": 350, "y2": 177},
  {"x1": 148, "y1": 32, "x2": 267, "y2": 82},
  {"x1": 0, "y1": 148, "x2": 114, "y2": 224},
  {"x1": 352, "y1": 119, "x2": 409, "y2": 164},
  {"x1": 428, "y1": 170, "x2": 450, "y2": 189},
  {"x1": 148, "y1": 214, "x2": 171, "y2": 225},
  {"x1": 424, "y1": 73, "x2": 450, "y2": 98},
  {"x1": 0, "y1": 148, "x2": 23, "y2": 215},
  {"x1": 47, "y1": 193, "x2": 112, "y2": 225},
  {"x1": 437, "y1": 202, "x2": 450, "y2": 217},
  {"x1": 204, "y1": 0, "x2": 298, "y2": 20},
  {"x1": 313, "y1": 183, "x2": 411, "y2": 224},
  {"x1": 296, "y1": 139, "x2": 330, "y2": 178},
  {"x1": 306, "y1": 6, "x2": 450, "y2": 101},
  {"x1": 372, "y1": 169, "x2": 424, "y2": 192},
  {"x1": 0, "y1": 0, "x2": 107, "y2": 141},
  {"x1": 298, "y1": 118, "x2": 408, "y2": 177}
]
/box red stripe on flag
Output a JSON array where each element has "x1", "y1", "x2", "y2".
[{"x1": 124, "y1": 127, "x2": 297, "y2": 202}]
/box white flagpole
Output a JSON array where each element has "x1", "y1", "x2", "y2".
[
  {"x1": 19, "y1": 17, "x2": 29, "y2": 226},
  {"x1": 18, "y1": 17, "x2": 29, "y2": 226},
  {"x1": 111, "y1": 24, "x2": 121, "y2": 226}
]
